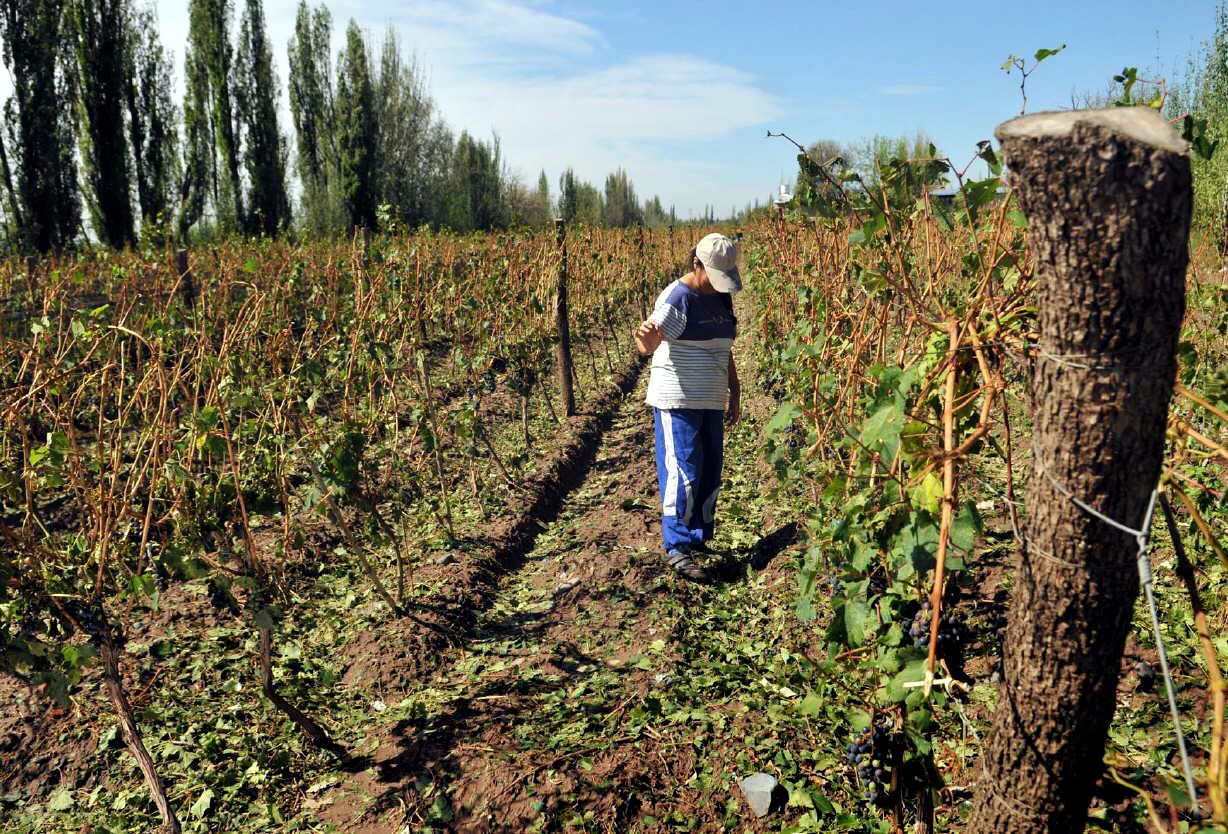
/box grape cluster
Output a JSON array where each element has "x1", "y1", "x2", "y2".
[
  {"x1": 907, "y1": 601, "x2": 961, "y2": 653},
  {"x1": 759, "y1": 376, "x2": 783, "y2": 400},
  {"x1": 845, "y1": 720, "x2": 895, "y2": 807},
  {"x1": 480, "y1": 369, "x2": 496, "y2": 393},
  {"x1": 822, "y1": 576, "x2": 844, "y2": 597},
  {"x1": 867, "y1": 568, "x2": 888, "y2": 597}
]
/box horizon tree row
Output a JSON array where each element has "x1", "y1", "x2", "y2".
[{"x1": 0, "y1": 0, "x2": 680, "y2": 254}]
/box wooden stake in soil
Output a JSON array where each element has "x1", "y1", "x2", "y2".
[
  {"x1": 93, "y1": 618, "x2": 181, "y2": 833},
  {"x1": 555, "y1": 219, "x2": 577, "y2": 417},
  {"x1": 175, "y1": 248, "x2": 195, "y2": 310},
  {"x1": 970, "y1": 108, "x2": 1190, "y2": 833}
]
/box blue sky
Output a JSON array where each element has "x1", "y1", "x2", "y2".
[{"x1": 150, "y1": 0, "x2": 1218, "y2": 218}]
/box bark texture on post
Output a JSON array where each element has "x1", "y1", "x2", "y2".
[
  {"x1": 970, "y1": 109, "x2": 1190, "y2": 832},
  {"x1": 554, "y1": 218, "x2": 576, "y2": 417}
]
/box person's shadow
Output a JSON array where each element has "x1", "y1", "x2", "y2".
[{"x1": 713, "y1": 522, "x2": 799, "y2": 582}]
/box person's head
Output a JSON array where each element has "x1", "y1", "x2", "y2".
[{"x1": 691, "y1": 233, "x2": 742, "y2": 294}]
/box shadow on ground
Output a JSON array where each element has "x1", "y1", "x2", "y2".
[{"x1": 712, "y1": 522, "x2": 800, "y2": 582}]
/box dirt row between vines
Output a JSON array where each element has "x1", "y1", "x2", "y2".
[
  {"x1": 340, "y1": 352, "x2": 646, "y2": 695},
  {"x1": 0, "y1": 351, "x2": 645, "y2": 807},
  {"x1": 318, "y1": 352, "x2": 809, "y2": 833}
]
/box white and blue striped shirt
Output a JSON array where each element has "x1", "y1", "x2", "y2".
[{"x1": 645, "y1": 279, "x2": 737, "y2": 411}]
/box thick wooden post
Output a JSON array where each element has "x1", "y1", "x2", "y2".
[
  {"x1": 554, "y1": 219, "x2": 576, "y2": 417},
  {"x1": 971, "y1": 109, "x2": 1191, "y2": 832}
]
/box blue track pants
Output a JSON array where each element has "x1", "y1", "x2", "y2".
[{"x1": 653, "y1": 408, "x2": 724, "y2": 553}]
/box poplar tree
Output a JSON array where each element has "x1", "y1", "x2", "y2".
[
  {"x1": 558, "y1": 168, "x2": 578, "y2": 224},
  {"x1": 69, "y1": 0, "x2": 135, "y2": 248},
  {"x1": 287, "y1": 0, "x2": 335, "y2": 232},
  {"x1": 448, "y1": 131, "x2": 503, "y2": 231},
  {"x1": 124, "y1": 6, "x2": 177, "y2": 237},
  {"x1": 181, "y1": 0, "x2": 243, "y2": 236},
  {"x1": 373, "y1": 28, "x2": 440, "y2": 228},
  {"x1": 0, "y1": 0, "x2": 80, "y2": 252},
  {"x1": 236, "y1": 0, "x2": 289, "y2": 236},
  {"x1": 530, "y1": 170, "x2": 551, "y2": 225},
  {"x1": 178, "y1": 24, "x2": 211, "y2": 240},
  {"x1": 335, "y1": 20, "x2": 376, "y2": 230},
  {"x1": 602, "y1": 168, "x2": 642, "y2": 228}
]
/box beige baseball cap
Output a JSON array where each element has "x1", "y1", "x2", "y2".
[{"x1": 695, "y1": 233, "x2": 742, "y2": 293}]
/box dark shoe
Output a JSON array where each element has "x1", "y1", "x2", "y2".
[{"x1": 664, "y1": 549, "x2": 711, "y2": 583}]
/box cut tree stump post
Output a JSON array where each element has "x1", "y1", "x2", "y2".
[
  {"x1": 555, "y1": 218, "x2": 576, "y2": 417},
  {"x1": 971, "y1": 108, "x2": 1190, "y2": 832}
]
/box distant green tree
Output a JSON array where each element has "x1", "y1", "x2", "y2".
[
  {"x1": 448, "y1": 131, "x2": 503, "y2": 231},
  {"x1": 558, "y1": 167, "x2": 578, "y2": 223},
  {"x1": 373, "y1": 28, "x2": 452, "y2": 229},
  {"x1": 124, "y1": 6, "x2": 178, "y2": 238},
  {"x1": 0, "y1": 0, "x2": 81, "y2": 252},
  {"x1": 847, "y1": 131, "x2": 941, "y2": 190},
  {"x1": 335, "y1": 20, "x2": 376, "y2": 230},
  {"x1": 236, "y1": 0, "x2": 289, "y2": 236},
  {"x1": 69, "y1": 0, "x2": 134, "y2": 248},
  {"x1": 178, "y1": 24, "x2": 211, "y2": 240},
  {"x1": 602, "y1": 168, "x2": 642, "y2": 228},
  {"x1": 287, "y1": 0, "x2": 337, "y2": 233},
  {"x1": 573, "y1": 180, "x2": 603, "y2": 226},
  {"x1": 557, "y1": 167, "x2": 602, "y2": 226},
  {"x1": 643, "y1": 195, "x2": 669, "y2": 227},
  {"x1": 182, "y1": 0, "x2": 244, "y2": 236},
  {"x1": 530, "y1": 169, "x2": 551, "y2": 225}
]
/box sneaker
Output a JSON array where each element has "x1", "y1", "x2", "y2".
[{"x1": 664, "y1": 549, "x2": 711, "y2": 583}]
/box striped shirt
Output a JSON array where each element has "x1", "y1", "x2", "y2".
[{"x1": 645, "y1": 278, "x2": 737, "y2": 411}]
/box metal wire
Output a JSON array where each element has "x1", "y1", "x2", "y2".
[{"x1": 1040, "y1": 465, "x2": 1200, "y2": 810}]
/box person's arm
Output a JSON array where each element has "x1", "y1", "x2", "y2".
[
  {"x1": 636, "y1": 296, "x2": 687, "y2": 356},
  {"x1": 635, "y1": 320, "x2": 663, "y2": 355},
  {"x1": 726, "y1": 352, "x2": 741, "y2": 425}
]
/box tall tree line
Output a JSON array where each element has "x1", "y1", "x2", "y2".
[{"x1": 0, "y1": 0, "x2": 672, "y2": 253}]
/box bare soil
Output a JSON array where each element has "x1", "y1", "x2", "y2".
[{"x1": 317, "y1": 354, "x2": 808, "y2": 834}]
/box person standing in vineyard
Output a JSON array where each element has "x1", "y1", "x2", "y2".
[{"x1": 634, "y1": 232, "x2": 741, "y2": 582}]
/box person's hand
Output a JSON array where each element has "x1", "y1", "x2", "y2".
[
  {"x1": 725, "y1": 395, "x2": 741, "y2": 426},
  {"x1": 635, "y1": 320, "x2": 663, "y2": 355}
]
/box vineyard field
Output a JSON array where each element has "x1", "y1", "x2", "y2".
[{"x1": 2, "y1": 137, "x2": 1228, "y2": 834}]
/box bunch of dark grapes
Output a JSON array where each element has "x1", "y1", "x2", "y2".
[
  {"x1": 759, "y1": 377, "x2": 782, "y2": 399},
  {"x1": 907, "y1": 601, "x2": 961, "y2": 654},
  {"x1": 867, "y1": 568, "x2": 888, "y2": 597},
  {"x1": 845, "y1": 720, "x2": 895, "y2": 807},
  {"x1": 822, "y1": 576, "x2": 844, "y2": 597},
  {"x1": 480, "y1": 369, "x2": 496, "y2": 393}
]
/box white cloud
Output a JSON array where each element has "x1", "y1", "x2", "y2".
[
  {"x1": 379, "y1": 0, "x2": 603, "y2": 56},
  {"x1": 371, "y1": 3, "x2": 782, "y2": 213},
  {"x1": 16, "y1": 0, "x2": 779, "y2": 217}
]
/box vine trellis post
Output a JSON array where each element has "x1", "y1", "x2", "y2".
[
  {"x1": 970, "y1": 108, "x2": 1191, "y2": 833},
  {"x1": 554, "y1": 218, "x2": 576, "y2": 417}
]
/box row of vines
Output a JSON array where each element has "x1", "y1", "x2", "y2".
[
  {"x1": 0, "y1": 224, "x2": 691, "y2": 831},
  {"x1": 751, "y1": 139, "x2": 1228, "y2": 831}
]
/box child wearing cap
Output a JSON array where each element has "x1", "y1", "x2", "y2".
[{"x1": 634, "y1": 233, "x2": 742, "y2": 582}]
